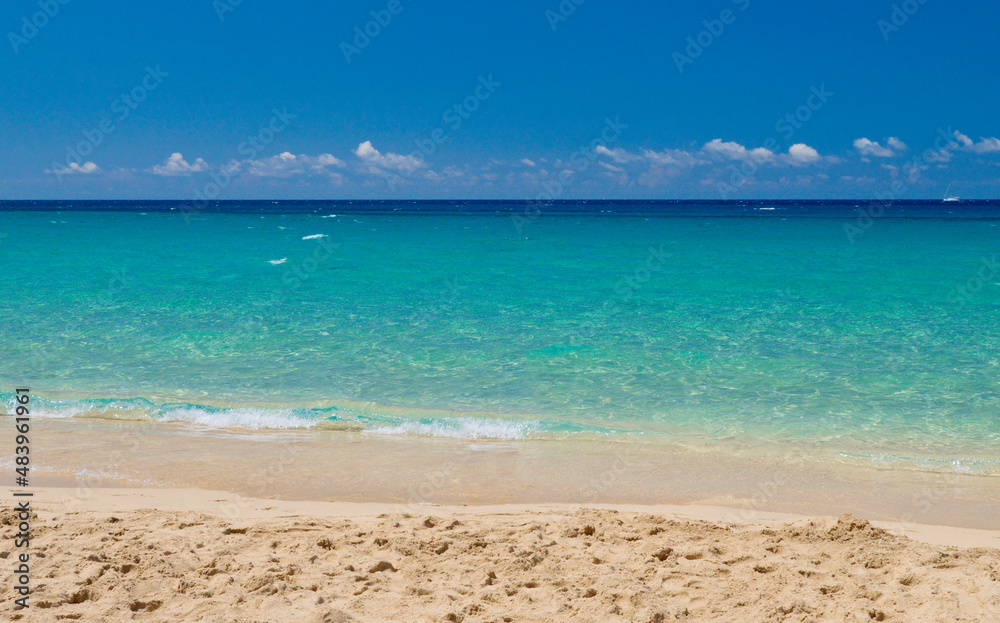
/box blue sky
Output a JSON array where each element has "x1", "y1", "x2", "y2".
[{"x1": 3, "y1": 0, "x2": 999, "y2": 199}]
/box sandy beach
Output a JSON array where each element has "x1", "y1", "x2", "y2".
[
  {"x1": 3, "y1": 486, "x2": 999, "y2": 622},
  {"x1": 6, "y1": 0, "x2": 1000, "y2": 619}
]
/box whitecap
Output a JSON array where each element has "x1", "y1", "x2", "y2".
[
  {"x1": 268, "y1": 258, "x2": 288, "y2": 265},
  {"x1": 302, "y1": 233, "x2": 327, "y2": 240}
]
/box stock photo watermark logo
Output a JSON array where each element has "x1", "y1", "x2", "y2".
[
  {"x1": 613, "y1": 245, "x2": 672, "y2": 301},
  {"x1": 578, "y1": 241, "x2": 676, "y2": 341},
  {"x1": 388, "y1": 399, "x2": 509, "y2": 514},
  {"x1": 213, "y1": 0, "x2": 244, "y2": 21},
  {"x1": 717, "y1": 84, "x2": 833, "y2": 199},
  {"x1": 673, "y1": 0, "x2": 751, "y2": 73},
  {"x1": 877, "y1": 0, "x2": 930, "y2": 41},
  {"x1": 341, "y1": 0, "x2": 411, "y2": 63},
  {"x1": 889, "y1": 472, "x2": 964, "y2": 539},
  {"x1": 384, "y1": 74, "x2": 501, "y2": 189},
  {"x1": 48, "y1": 66, "x2": 169, "y2": 181},
  {"x1": 180, "y1": 107, "x2": 295, "y2": 222},
  {"x1": 775, "y1": 85, "x2": 833, "y2": 140},
  {"x1": 95, "y1": 267, "x2": 135, "y2": 306},
  {"x1": 946, "y1": 255, "x2": 999, "y2": 307},
  {"x1": 579, "y1": 451, "x2": 632, "y2": 502},
  {"x1": 844, "y1": 125, "x2": 955, "y2": 243},
  {"x1": 544, "y1": 0, "x2": 587, "y2": 31},
  {"x1": 511, "y1": 116, "x2": 628, "y2": 234},
  {"x1": 7, "y1": 0, "x2": 72, "y2": 53},
  {"x1": 281, "y1": 235, "x2": 342, "y2": 289},
  {"x1": 398, "y1": 462, "x2": 459, "y2": 514},
  {"x1": 402, "y1": 276, "x2": 464, "y2": 334}
]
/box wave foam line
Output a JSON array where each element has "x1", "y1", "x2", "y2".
[
  {"x1": 5, "y1": 394, "x2": 552, "y2": 437},
  {"x1": 837, "y1": 452, "x2": 1000, "y2": 476},
  {"x1": 4, "y1": 394, "x2": 637, "y2": 439},
  {"x1": 159, "y1": 407, "x2": 319, "y2": 430},
  {"x1": 366, "y1": 417, "x2": 540, "y2": 440}
]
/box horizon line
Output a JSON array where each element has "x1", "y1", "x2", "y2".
[{"x1": 2, "y1": 198, "x2": 999, "y2": 204}]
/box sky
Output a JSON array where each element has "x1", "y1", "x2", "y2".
[{"x1": 2, "y1": 0, "x2": 1000, "y2": 200}]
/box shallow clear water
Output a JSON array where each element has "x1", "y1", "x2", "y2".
[{"x1": 2, "y1": 201, "x2": 999, "y2": 474}]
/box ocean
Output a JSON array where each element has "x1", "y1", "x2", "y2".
[{"x1": 2, "y1": 200, "x2": 999, "y2": 481}]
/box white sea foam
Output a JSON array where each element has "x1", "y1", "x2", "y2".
[
  {"x1": 838, "y1": 452, "x2": 1000, "y2": 475},
  {"x1": 31, "y1": 404, "x2": 94, "y2": 418},
  {"x1": 158, "y1": 407, "x2": 320, "y2": 430},
  {"x1": 18, "y1": 396, "x2": 322, "y2": 430},
  {"x1": 302, "y1": 233, "x2": 327, "y2": 240},
  {"x1": 367, "y1": 417, "x2": 538, "y2": 440},
  {"x1": 268, "y1": 258, "x2": 288, "y2": 265}
]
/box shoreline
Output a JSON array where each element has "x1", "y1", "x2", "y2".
[{"x1": 27, "y1": 417, "x2": 1000, "y2": 531}]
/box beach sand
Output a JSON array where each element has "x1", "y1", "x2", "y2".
[{"x1": 3, "y1": 487, "x2": 999, "y2": 622}]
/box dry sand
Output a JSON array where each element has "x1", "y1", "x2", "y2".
[{"x1": 2, "y1": 488, "x2": 999, "y2": 622}]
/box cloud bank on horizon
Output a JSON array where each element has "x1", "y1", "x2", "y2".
[{"x1": 42, "y1": 128, "x2": 1000, "y2": 200}]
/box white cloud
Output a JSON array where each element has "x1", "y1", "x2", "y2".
[
  {"x1": 592, "y1": 145, "x2": 704, "y2": 170},
  {"x1": 353, "y1": 140, "x2": 424, "y2": 173},
  {"x1": 700, "y1": 139, "x2": 775, "y2": 163},
  {"x1": 246, "y1": 154, "x2": 300, "y2": 177},
  {"x1": 701, "y1": 139, "x2": 749, "y2": 160},
  {"x1": 519, "y1": 158, "x2": 536, "y2": 167},
  {"x1": 930, "y1": 149, "x2": 952, "y2": 163},
  {"x1": 748, "y1": 147, "x2": 778, "y2": 163},
  {"x1": 47, "y1": 161, "x2": 100, "y2": 175},
  {"x1": 905, "y1": 130, "x2": 1000, "y2": 168},
  {"x1": 699, "y1": 139, "x2": 820, "y2": 166},
  {"x1": 941, "y1": 130, "x2": 1000, "y2": 157},
  {"x1": 853, "y1": 138, "x2": 895, "y2": 158},
  {"x1": 973, "y1": 137, "x2": 1000, "y2": 153},
  {"x1": 594, "y1": 145, "x2": 642, "y2": 164},
  {"x1": 886, "y1": 137, "x2": 908, "y2": 151},
  {"x1": 244, "y1": 152, "x2": 346, "y2": 178},
  {"x1": 588, "y1": 138, "x2": 831, "y2": 190},
  {"x1": 956, "y1": 131, "x2": 1000, "y2": 153},
  {"x1": 643, "y1": 148, "x2": 703, "y2": 167},
  {"x1": 150, "y1": 153, "x2": 208, "y2": 176},
  {"x1": 353, "y1": 141, "x2": 376, "y2": 158},
  {"x1": 316, "y1": 153, "x2": 346, "y2": 167},
  {"x1": 786, "y1": 143, "x2": 821, "y2": 165}
]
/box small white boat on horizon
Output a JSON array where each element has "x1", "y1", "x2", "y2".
[{"x1": 943, "y1": 183, "x2": 960, "y2": 202}]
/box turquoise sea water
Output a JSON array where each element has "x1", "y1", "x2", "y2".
[{"x1": 2, "y1": 201, "x2": 999, "y2": 474}]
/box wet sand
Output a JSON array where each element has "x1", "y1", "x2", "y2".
[{"x1": 30, "y1": 417, "x2": 1000, "y2": 530}]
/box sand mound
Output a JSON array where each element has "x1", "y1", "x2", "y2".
[{"x1": 3, "y1": 508, "x2": 998, "y2": 622}]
